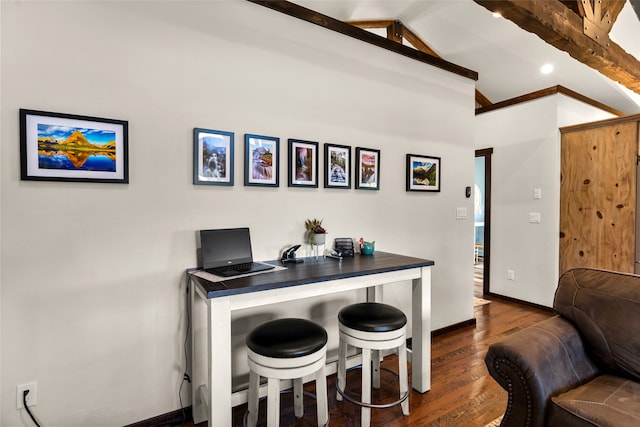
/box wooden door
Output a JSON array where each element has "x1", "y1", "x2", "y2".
[{"x1": 560, "y1": 120, "x2": 639, "y2": 274}]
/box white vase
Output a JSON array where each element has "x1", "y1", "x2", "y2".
[{"x1": 312, "y1": 233, "x2": 326, "y2": 246}]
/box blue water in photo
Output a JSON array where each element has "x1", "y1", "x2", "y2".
[{"x1": 39, "y1": 153, "x2": 116, "y2": 172}]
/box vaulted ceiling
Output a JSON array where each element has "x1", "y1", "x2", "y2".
[{"x1": 285, "y1": 0, "x2": 640, "y2": 114}]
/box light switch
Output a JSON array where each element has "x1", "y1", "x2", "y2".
[
  {"x1": 456, "y1": 207, "x2": 467, "y2": 220},
  {"x1": 529, "y1": 212, "x2": 541, "y2": 223},
  {"x1": 533, "y1": 188, "x2": 542, "y2": 199}
]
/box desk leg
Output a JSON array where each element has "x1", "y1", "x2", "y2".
[
  {"x1": 191, "y1": 281, "x2": 206, "y2": 424},
  {"x1": 208, "y1": 297, "x2": 233, "y2": 426},
  {"x1": 191, "y1": 283, "x2": 232, "y2": 426},
  {"x1": 411, "y1": 266, "x2": 431, "y2": 393}
]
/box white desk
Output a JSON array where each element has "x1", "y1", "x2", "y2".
[{"x1": 189, "y1": 251, "x2": 433, "y2": 426}]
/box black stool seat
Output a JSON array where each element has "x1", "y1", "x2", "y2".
[
  {"x1": 246, "y1": 318, "x2": 328, "y2": 358},
  {"x1": 338, "y1": 302, "x2": 407, "y2": 332}
]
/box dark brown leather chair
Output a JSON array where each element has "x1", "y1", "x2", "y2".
[{"x1": 485, "y1": 268, "x2": 640, "y2": 426}]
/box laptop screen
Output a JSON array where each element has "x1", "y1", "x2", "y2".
[{"x1": 200, "y1": 227, "x2": 254, "y2": 269}]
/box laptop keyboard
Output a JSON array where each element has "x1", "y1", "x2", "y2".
[
  {"x1": 206, "y1": 262, "x2": 274, "y2": 277},
  {"x1": 219, "y1": 263, "x2": 251, "y2": 273}
]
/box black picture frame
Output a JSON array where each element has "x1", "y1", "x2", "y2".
[
  {"x1": 244, "y1": 133, "x2": 280, "y2": 187},
  {"x1": 324, "y1": 143, "x2": 351, "y2": 189},
  {"x1": 354, "y1": 147, "x2": 380, "y2": 190},
  {"x1": 193, "y1": 128, "x2": 234, "y2": 186},
  {"x1": 20, "y1": 109, "x2": 128, "y2": 183},
  {"x1": 288, "y1": 139, "x2": 318, "y2": 188},
  {"x1": 406, "y1": 154, "x2": 441, "y2": 192}
]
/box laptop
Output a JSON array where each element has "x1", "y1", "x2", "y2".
[{"x1": 200, "y1": 227, "x2": 275, "y2": 277}]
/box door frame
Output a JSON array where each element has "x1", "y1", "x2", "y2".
[{"x1": 475, "y1": 148, "x2": 492, "y2": 295}]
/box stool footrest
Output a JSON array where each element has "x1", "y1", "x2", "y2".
[
  {"x1": 243, "y1": 390, "x2": 323, "y2": 422},
  {"x1": 335, "y1": 366, "x2": 409, "y2": 409}
]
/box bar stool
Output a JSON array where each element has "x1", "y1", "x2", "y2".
[
  {"x1": 246, "y1": 318, "x2": 329, "y2": 427},
  {"x1": 336, "y1": 302, "x2": 409, "y2": 427}
]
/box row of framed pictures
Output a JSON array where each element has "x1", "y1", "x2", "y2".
[
  {"x1": 16, "y1": 109, "x2": 439, "y2": 191},
  {"x1": 194, "y1": 128, "x2": 441, "y2": 192},
  {"x1": 194, "y1": 128, "x2": 377, "y2": 189}
]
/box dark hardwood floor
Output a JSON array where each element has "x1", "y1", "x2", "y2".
[{"x1": 163, "y1": 288, "x2": 553, "y2": 427}]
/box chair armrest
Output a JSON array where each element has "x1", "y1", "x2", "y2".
[{"x1": 485, "y1": 316, "x2": 600, "y2": 427}]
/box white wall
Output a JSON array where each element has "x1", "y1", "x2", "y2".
[
  {"x1": 0, "y1": 0, "x2": 3, "y2": 421},
  {"x1": 1, "y1": 1, "x2": 476, "y2": 425},
  {"x1": 475, "y1": 95, "x2": 615, "y2": 306}
]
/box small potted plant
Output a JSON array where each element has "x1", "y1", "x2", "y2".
[{"x1": 305, "y1": 218, "x2": 327, "y2": 245}]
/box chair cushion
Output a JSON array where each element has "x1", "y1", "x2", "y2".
[
  {"x1": 246, "y1": 318, "x2": 327, "y2": 358},
  {"x1": 549, "y1": 374, "x2": 640, "y2": 427},
  {"x1": 338, "y1": 302, "x2": 407, "y2": 332},
  {"x1": 554, "y1": 268, "x2": 640, "y2": 381}
]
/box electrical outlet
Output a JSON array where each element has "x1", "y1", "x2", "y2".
[{"x1": 16, "y1": 382, "x2": 37, "y2": 410}]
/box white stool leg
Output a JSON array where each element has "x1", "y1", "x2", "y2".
[
  {"x1": 266, "y1": 377, "x2": 280, "y2": 427},
  {"x1": 294, "y1": 378, "x2": 304, "y2": 418},
  {"x1": 337, "y1": 338, "x2": 347, "y2": 401},
  {"x1": 316, "y1": 364, "x2": 329, "y2": 426},
  {"x1": 361, "y1": 348, "x2": 372, "y2": 427},
  {"x1": 399, "y1": 341, "x2": 409, "y2": 416},
  {"x1": 247, "y1": 370, "x2": 260, "y2": 427},
  {"x1": 372, "y1": 349, "x2": 381, "y2": 389}
]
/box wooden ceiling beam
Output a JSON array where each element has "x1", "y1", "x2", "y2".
[
  {"x1": 345, "y1": 19, "x2": 396, "y2": 29},
  {"x1": 473, "y1": 0, "x2": 640, "y2": 95}
]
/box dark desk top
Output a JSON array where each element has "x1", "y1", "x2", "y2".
[{"x1": 190, "y1": 251, "x2": 435, "y2": 298}]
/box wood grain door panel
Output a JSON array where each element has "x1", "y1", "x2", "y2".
[{"x1": 560, "y1": 121, "x2": 638, "y2": 274}]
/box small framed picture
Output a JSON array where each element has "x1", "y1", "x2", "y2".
[
  {"x1": 406, "y1": 154, "x2": 441, "y2": 192},
  {"x1": 193, "y1": 128, "x2": 234, "y2": 186},
  {"x1": 245, "y1": 133, "x2": 279, "y2": 187},
  {"x1": 20, "y1": 109, "x2": 128, "y2": 183},
  {"x1": 324, "y1": 143, "x2": 351, "y2": 189},
  {"x1": 355, "y1": 147, "x2": 380, "y2": 190},
  {"x1": 288, "y1": 139, "x2": 318, "y2": 188}
]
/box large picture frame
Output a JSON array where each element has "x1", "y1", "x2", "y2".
[
  {"x1": 245, "y1": 133, "x2": 279, "y2": 187},
  {"x1": 324, "y1": 143, "x2": 351, "y2": 189},
  {"x1": 406, "y1": 154, "x2": 441, "y2": 192},
  {"x1": 193, "y1": 128, "x2": 234, "y2": 186},
  {"x1": 288, "y1": 139, "x2": 318, "y2": 188},
  {"x1": 20, "y1": 109, "x2": 128, "y2": 183},
  {"x1": 355, "y1": 147, "x2": 380, "y2": 190}
]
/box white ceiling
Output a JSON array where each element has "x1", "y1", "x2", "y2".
[{"x1": 292, "y1": 0, "x2": 640, "y2": 114}]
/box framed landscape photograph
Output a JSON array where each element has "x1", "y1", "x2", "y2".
[
  {"x1": 324, "y1": 143, "x2": 351, "y2": 189},
  {"x1": 193, "y1": 128, "x2": 234, "y2": 186},
  {"x1": 355, "y1": 147, "x2": 380, "y2": 190},
  {"x1": 245, "y1": 133, "x2": 279, "y2": 187},
  {"x1": 20, "y1": 109, "x2": 128, "y2": 183},
  {"x1": 406, "y1": 154, "x2": 441, "y2": 192},
  {"x1": 288, "y1": 139, "x2": 318, "y2": 188}
]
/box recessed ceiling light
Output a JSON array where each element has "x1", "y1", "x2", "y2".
[{"x1": 541, "y1": 64, "x2": 554, "y2": 74}]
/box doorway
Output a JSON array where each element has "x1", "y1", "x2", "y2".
[{"x1": 475, "y1": 148, "x2": 492, "y2": 296}]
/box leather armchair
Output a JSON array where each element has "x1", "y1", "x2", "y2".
[{"x1": 485, "y1": 268, "x2": 640, "y2": 426}]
